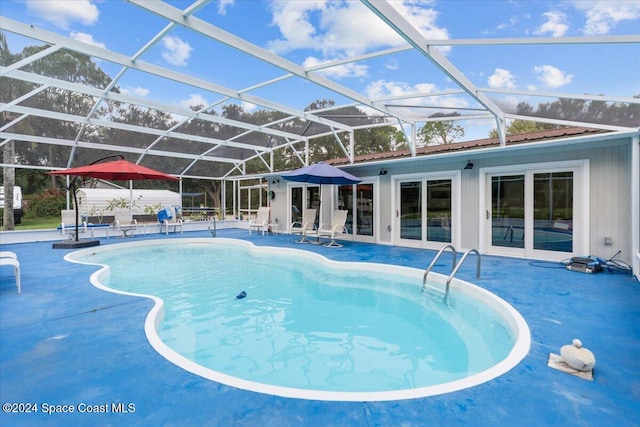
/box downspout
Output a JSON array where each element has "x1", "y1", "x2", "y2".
[
  {"x1": 411, "y1": 124, "x2": 417, "y2": 157},
  {"x1": 632, "y1": 133, "x2": 640, "y2": 280},
  {"x1": 221, "y1": 179, "x2": 226, "y2": 221},
  {"x1": 349, "y1": 131, "x2": 355, "y2": 164}
]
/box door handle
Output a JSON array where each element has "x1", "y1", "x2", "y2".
[
  {"x1": 486, "y1": 210, "x2": 490, "y2": 219},
  {"x1": 396, "y1": 209, "x2": 399, "y2": 218}
]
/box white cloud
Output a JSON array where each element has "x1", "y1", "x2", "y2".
[
  {"x1": 303, "y1": 56, "x2": 368, "y2": 79},
  {"x1": 241, "y1": 101, "x2": 257, "y2": 112},
  {"x1": 267, "y1": 1, "x2": 449, "y2": 58},
  {"x1": 535, "y1": 11, "x2": 569, "y2": 37},
  {"x1": 70, "y1": 32, "x2": 105, "y2": 49},
  {"x1": 533, "y1": 65, "x2": 574, "y2": 88},
  {"x1": 388, "y1": 1, "x2": 450, "y2": 51},
  {"x1": 496, "y1": 17, "x2": 518, "y2": 31},
  {"x1": 217, "y1": 0, "x2": 235, "y2": 15},
  {"x1": 162, "y1": 36, "x2": 193, "y2": 67},
  {"x1": 365, "y1": 79, "x2": 469, "y2": 118},
  {"x1": 572, "y1": 1, "x2": 640, "y2": 35},
  {"x1": 25, "y1": 0, "x2": 99, "y2": 29},
  {"x1": 365, "y1": 80, "x2": 437, "y2": 100},
  {"x1": 120, "y1": 86, "x2": 150, "y2": 98},
  {"x1": 488, "y1": 68, "x2": 517, "y2": 89},
  {"x1": 180, "y1": 94, "x2": 208, "y2": 110},
  {"x1": 385, "y1": 59, "x2": 400, "y2": 71}
]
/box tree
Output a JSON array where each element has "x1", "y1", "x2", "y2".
[
  {"x1": 417, "y1": 113, "x2": 465, "y2": 146},
  {"x1": 489, "y1": 98, "x2": 640, "y2": 137},
  {"x1": 488, "y1": 119, "x2": 559, "y2": 138},
  {"x1": 0, "y1": 32, "x2": 21, "y2": 229}
]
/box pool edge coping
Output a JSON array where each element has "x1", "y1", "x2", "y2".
[{"x1": 65, "y1": 237, "x2": 532, "y2": 402}]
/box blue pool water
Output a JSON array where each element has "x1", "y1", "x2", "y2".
[{"x1": 72, "y1": 239, "x2": 528, "y2": 401}]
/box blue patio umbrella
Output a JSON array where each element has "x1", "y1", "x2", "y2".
[
  {"x1": 280, "y1": 162, "x2": 361, "y2": 185},
  {"x1": 281, "y1": 163, "x2": 361, "y2": 234}
]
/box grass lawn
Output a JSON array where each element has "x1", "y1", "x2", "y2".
[{"x1": 13, "y1": 216, "x2": 60, "y2": 230}]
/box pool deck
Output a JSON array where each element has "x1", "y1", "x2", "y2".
[{"x1": 1, "y1": 229, "x2": 639, "y2": 426}]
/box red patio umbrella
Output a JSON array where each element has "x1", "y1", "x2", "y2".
[
  {"x1": 49, "y1": 156, "x2": 179, "y2": 247},
  {"x1": 48, "y1": 159, "x2": 180, "y2": 182}
]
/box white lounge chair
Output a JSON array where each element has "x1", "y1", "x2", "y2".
[
  {"x1": 60, "y1": 209, "x2": 88, "y2": 239},
  {"x1": 0, "y1": 256, "x2": 21, "y2": 293},
  {"x1": 113, "y1": 208, "x2": 138, "y2": 237},
  {"x1": 291, "y1": 208, "x2": 317, "y2": 243},
  {"x1": 249, "y1": 206, "x2": 270, "y2": 235},
  {"x1": 157, "y1": 207, "x2": 183, "y2": 235},
  {"x1": 0, "y1": 251, "x2": 18, "y2": 259},
  {"x1": 317, "y1": 210, "x2": 349, "y2": 247}
]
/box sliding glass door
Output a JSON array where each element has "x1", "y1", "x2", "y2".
[
  {"x1": 485, "y1": 162, "x2": 584, "y2": 259},
  {"x1": 399, "y1": 181, "x2": 422, "y2": 241},
  {"x1": 533, "y1": 172, "x2": 573, "y2": 252},
  {"x1": 290, "y1": 185, "x2": 319, "y2": 228},
  {"x1": 396, "y1": 173, "x2": 458, "y2": 248},
  {"x1": 491, "y1": 175, "x2": 525, "y2": 249},
  {"x1": 337, "y1": 182, "x2": 376, "y2": 240}
]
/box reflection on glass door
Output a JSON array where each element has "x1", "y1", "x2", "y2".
[
  {"x1": 307, "y1": 186, "x2": 320, "y2": 228},
  {"x1": 338, "y1": 183, "x2": 375, "y2": 237},
  {"x1": 355, "y1": 184, "x2": 374, "y2": 236},
  {"x1": 534, "y1": 172, "x2": 573, "y2": 252},
  {"x1": 488, "y1": 168, "x2": 578, "y2": 257},
  {"x1": 427, "y1": 180, "x2": 451, "y2": 243},
  {"x1": 338, "y1": 184, "x2": 353, "y2": 233},
  {"x1": 290, "y1": 186, "x2": 319, "y2": 228},
  {"x1": 491, "y1": 175, "x2": 525, "y2": 248},
  {"x1": 400, "y1": 181, "x2": 422, "y2": 240},
  {"x1": 397, "y1": 177, "x2": 455, "y2": 247},
  {"x1": 291, "y1": 187, "x2": 303, "y2": 223}
]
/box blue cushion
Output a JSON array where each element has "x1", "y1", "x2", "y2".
[{"x1": 157, "y1": 208, "x2": 173, "y2": 222}]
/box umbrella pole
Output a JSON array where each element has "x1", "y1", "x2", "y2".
[{"x1": 70, "y1": 176, "x2": 80, "y2": 242}]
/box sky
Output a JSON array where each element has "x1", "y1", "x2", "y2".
[{"x1": 2, "y1": 0, "x2": 640, "y2": 141}]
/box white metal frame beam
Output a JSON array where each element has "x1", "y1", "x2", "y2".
[
  {"x1": 0, "y1": 17, "x2": 352, "y2": 133},
  {"x1": 361, "y1": 0, "x2": 508, "y2": 145},
  {"x1": 129, "y1": 0, "x2": 413, "y2": 124}
]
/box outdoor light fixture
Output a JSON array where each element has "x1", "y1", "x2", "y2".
[
  {"x1": 464, "y1": 160, "x2": 474, "y2": 170},
  {"x1": 379, "y1": 168, "x2": 388, "y2": 176}
]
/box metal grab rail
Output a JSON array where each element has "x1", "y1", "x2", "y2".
[
  {"x1": 444, "y1": 249, "x2": 481, "y2": 304},
  {"x1": 422, "y1": 244, "x2": 457, "y2": 293},
  {"x1": 208, "y1": 216, "x2": 217, "y2": 237}
]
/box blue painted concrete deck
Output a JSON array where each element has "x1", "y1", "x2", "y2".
[{"x1": 1, "y1": 229, "x2": 639, "y2": 426}]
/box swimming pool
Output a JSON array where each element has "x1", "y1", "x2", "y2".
[{"x1": 69, "y1": 238, "x2": 530, "y2": 401}]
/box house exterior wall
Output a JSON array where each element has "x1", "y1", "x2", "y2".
[{"x1": 272, "y1": 134, "x2": 635, "y2": 269}]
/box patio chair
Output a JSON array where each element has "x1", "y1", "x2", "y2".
[
  {"x1": 157, "y1": 207, "x2": 183, "y2": 235},
  {"x1": 59, "y1": 209, "x2": 88, "y2": 240},
  {"x1": 249, "y1": 206, "x2": 271, "y2": 235},
  {"x1": 291, "y1": 208, "x2": 317, "y2": 243},
  {"x1": 0, "y1": 251, "x2": 18, "y2": 259},
  {"x1": 113, "y1": 208, "x2": 138, "y2": 237},
  {"x1": 317, "y1": 209, "x2": 349, "y2": 247},
  {"x1": 0, "y1": 256, "x2": 21, "y2": 293}
]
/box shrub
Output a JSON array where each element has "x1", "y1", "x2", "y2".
[{"x1": 25, "y1": 189, "x2": 66, "y2": 218}]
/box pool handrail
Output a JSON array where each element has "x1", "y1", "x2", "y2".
[
  {"x1": 444, "y1": 249, "x2": 481, "y2": 304},
  {"x1": 422, "y1": 244, "x2": 457, "y2": 294}
]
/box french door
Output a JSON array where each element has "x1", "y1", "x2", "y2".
[
  {"x1": 337, "y1": 182, "x2": 376, "y2": 241},
  {"x1": 395, "y1": 173, "x2": 460, "y2": 249},
  {"x1": 290, "y1": 185, "x2": 319, "y2": 228},
  {"x1": 483, "y1": 161, "x2": 587, "y2": 259}
]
